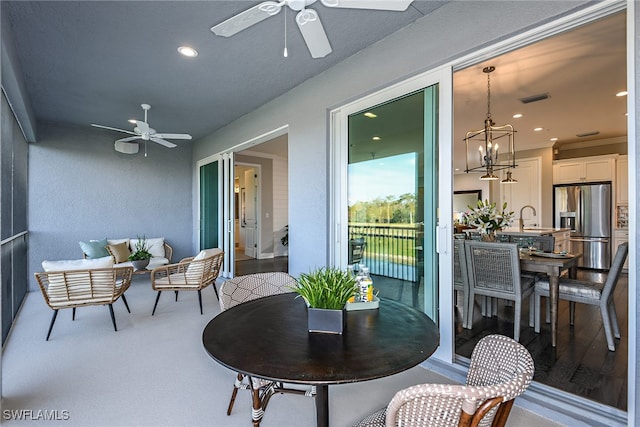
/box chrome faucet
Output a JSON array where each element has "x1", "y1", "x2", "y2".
[{"x1": 519, "y1": 205, "x2": 537, "y2": 230}]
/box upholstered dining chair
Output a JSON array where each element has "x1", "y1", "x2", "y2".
[
  {"x1": 534, "y1": 242, "x2": 628, "y2": 351},
  {"x1": 354, "y1": 334, "x2": 535, "y2": 427},
  {"x1": 465, "y1": 241, "x2": 535, "y2": 341},
  {"x1": 219, "y1": 272, "x2": 316, "y2": 427},
  {"x1": 150, "y1": 248, "x2": 224, "y2": 315},
  {"x1": 453, "y1": 239, "x2": 471, "y2": 329}
]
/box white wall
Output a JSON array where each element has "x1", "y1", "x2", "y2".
[{"x1": 192, "y1": 1, "x2": 589, "y2": 276}]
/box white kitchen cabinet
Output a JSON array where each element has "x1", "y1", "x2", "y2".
[
  {"x1": 553, "y1": 155, "x2": 616, "y2": 184},
  {"x1": 616, "y1": 155, "x2": 628, "y2": 204},
  {"x1": 501, "y1": 157, "x2": 541, "y2": 227},
  {"x1": 553, "y1": 230, "x2": 570, "y2": 253},
  {"x1": 613, "y1": 229, "x2": 629, "y2": 271}
]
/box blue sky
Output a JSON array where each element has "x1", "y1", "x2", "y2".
[{"x1": 348, "y1": 152, "x2": 417, "y2": 205}]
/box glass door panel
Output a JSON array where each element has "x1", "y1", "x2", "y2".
[{"x1": 347, "y1": 87, "x2": 438, "y2": 314}]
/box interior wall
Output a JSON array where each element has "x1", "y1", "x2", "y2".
[
  {"x1": 193, "y1": 1, "x2": 590, "y2": 276},
  {"x1": 28, "y1": 122, "x2": 193, "y2": 291}
]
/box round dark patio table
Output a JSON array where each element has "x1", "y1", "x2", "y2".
[{"x1": 202, "y1": 292, "x2": 439, "y2": 427}]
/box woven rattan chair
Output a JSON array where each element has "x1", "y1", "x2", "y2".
[
  {"x1": 354, "y1": 334, "x2": 534, "y2": 427},
  {"x1": 219, "y1": 272, "x2": 316, "y2": 427},
  {"x1": 534, "y1": 242, "x2": 628, "y2": 351},
  {"x1": 34, "y1": 266, "x2": 133, "y2": 340},
  {"x1": 151, "y1": 248, "x2": 224, "y2": 315},
  {"x1": 453, "y1": 239, "x2": 471, "y2": 329},
  {"x1": 465, "y1": 241, "x2": 535, "y2": 340}
]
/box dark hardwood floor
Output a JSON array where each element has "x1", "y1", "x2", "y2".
[
  {"x1": 231, "y1": 256, "x2": 627, "y2": 411},
  {"x1": 455, "y1": 269, "x2": 628, "y2": 411}
]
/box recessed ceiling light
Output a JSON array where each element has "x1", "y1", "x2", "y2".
[
  {"x1": 534, "y1": 127, "x2": 543, "y2": 132},
  {"x1": 550, "y1": 137, "x2": 558, "y2": 142},
  {"x1": 372, "y1": 136, "x2": 381, "y2": 141},
  {"x1": 128, "y1": 119, "x2": 137, "y2": 124},
  {"x1": 512, "y1": 113, "x2": 523, "y2": 119},
  {"x1": 616, "y1": 91, "x2": 628, "y2": 97},
  {"x1": 364, "y1": 112, "x2": 377, "y2": 118},
  {"x1": 178, "y1": 46, "x2": 198, "y2": 57}
]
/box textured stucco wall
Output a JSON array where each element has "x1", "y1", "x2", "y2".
[{"x1": 28, "y1": 121, "x2": 192, "y2": 290}]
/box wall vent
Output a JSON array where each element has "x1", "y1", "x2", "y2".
[{"x1": 519, "y1": 93, "x2": 550, "y2": 104}]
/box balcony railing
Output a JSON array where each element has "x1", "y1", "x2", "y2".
[{"x1": 348, "y1": 223, "x2": 422, "y2": 282}]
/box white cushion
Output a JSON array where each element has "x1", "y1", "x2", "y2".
[
  {"x1": 186, "y1": 248, "x2": 222, "y2": 279},
  {"x1": 130, "y1": 237, "x2": 165, "y2": 258},
  {"x1": 42, "y1": 256, "x2": 113, "y2": 272}
]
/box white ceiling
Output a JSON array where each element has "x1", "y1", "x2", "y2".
[{"x1": 347, "y1": 11, "x2": 627, "y2": 171}]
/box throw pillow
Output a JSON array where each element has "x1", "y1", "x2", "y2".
[
  {"x1": 78, "y1": 238, "x2": 110, "y2": 259},
  {"x1": 106, "y1": 242, "x2": 131, "y2": 264},
  {"x1": 130, "y1": 237, "x2": 165, "y2": 258}
]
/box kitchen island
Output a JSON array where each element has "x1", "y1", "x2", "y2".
[{"x1": 498, "y1": 227, "x2": 571, "y2": 252}]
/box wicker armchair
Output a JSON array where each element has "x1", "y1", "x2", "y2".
[
  {"x1": 354, "y1": 334, "x2": 534, "y2": 427},
  {"x1": 534, "y1": 242, "x2": 628, "y2": 351},
  {"x1": 465, "y1": 241, "x2": 535, "y2": 341},
  {"x1": 219, "y1": 272, "x2": 316, "y2": 426},
  {"x1": 151, "y1": 248, "x2": 224, "y2": 315},
  {"x1": 34, "y1": 266, "x2": 133, "y2": 340}
]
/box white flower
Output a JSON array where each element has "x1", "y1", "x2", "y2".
[{"x1": 464, "y1": 199, "x2": 514, "y2": 235}]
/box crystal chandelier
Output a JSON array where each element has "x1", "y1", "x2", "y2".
[{"x1": 464, "y1": 66, "x2": 517, "y2": 180}]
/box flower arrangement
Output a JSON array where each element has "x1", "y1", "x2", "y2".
[{"x1": 463, "y1": 199, "x2": 514, "y2": 236}]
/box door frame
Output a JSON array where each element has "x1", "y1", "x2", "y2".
[
  {"x1": 196, "y1": 125, "x2": 288, "y2": 278},
  {"x1": 330, "y1": 65, "x2": 454, "y2": 362}
]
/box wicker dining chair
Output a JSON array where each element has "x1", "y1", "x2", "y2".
[
  {"x1": 354, "y1": 334, "x2": 535, "y2": 427},
  {"x1": 219, "y1": 272, "x2": 316, "y2": 426},
  {"x1": 534, "y1": 242, "x2": 628, "y2": 351},
  {"x1": 465, "y1": 241, "x2": 535, "y2": 340},
  {"x1": 453, "y1": 239, "x2": 471, "y2": 329},
  {"x1": 151, "y1": 248, "x2": 224, "y2": 315}
]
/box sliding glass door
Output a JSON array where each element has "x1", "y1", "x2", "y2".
[
  {"x1": 332, "y1": 67, "x2": 452, "y2": 334},
  {"x1": 199, "y1": 152, "x2": 235, "y2": 278}
]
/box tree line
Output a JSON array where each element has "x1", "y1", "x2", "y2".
[{"x1": 349, "y1": 193, "x2": 416, "y2": 224}]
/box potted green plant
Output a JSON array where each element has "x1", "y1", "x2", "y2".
[
  {"x1": 128, "y1": 235, "x2": 153, "y2": 271},
  {"x1": 292, "y1": 267, "x2": 358, "y2": 334}
]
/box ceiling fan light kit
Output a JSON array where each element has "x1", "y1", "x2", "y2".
[
  {"x1": 211, "y1": 0, "x2": 415, "y2": 59},
  {"x1": 91, "y1": 103, "x2": 192, "y2": 156}
]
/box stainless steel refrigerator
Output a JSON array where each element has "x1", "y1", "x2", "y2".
[{"x1": 554, "y1": 182, "x2": 611, "y2": 269}]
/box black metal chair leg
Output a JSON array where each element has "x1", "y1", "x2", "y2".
[
  {"x1": 212, "y1": 282, "x2": 219, "y2": 300},
  {"x1": 198, "y1": 290, "x2": 203, "y2": 315},
  {"x1": 175, "y1": 291, "x2": 179, "y2": 301},
  {"x1": 72, "y1": 307, "x2": 76, "y2": 320},
  {"x1": 108, "y1": 304, "x2": 117, "y2": 331},
  {"x1": 121, "y1": 294, "x2": 131, "y2": 313},
  {"x1": 46, "y1": 310, "x2": 59, "y2": 341},
  {"x1": 152, "y1": 291, "x2": 162, "y2": 315}
]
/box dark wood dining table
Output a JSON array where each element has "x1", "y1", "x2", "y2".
[
  {"x1": 519, "y1": 251, "x2": 581, "y2": 347},
  {"x1": 202, "y1": 293, "x2": 439, "y2": 427}
]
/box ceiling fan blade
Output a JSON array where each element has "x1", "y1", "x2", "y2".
[
  {"x1": 91, "y1": 124, "x2": 136, "y2": 135},
  {"x1": 320, "y1": 0, "x2": 414, "y2": 11},
  {"x1": 153, "y1": 133, "x2": 192, "y2": 140},
  {"x1": 116, "y1": 136, "x2": 141, "y2": 143},
  {"x1": 151, "y1": 138, "x2": 177, "y2": 148},
  {"x1": 296, "y1": 9, "x2": 332, "y2": 59},
  {"x1": 211, "y1": 1, "x2": 282, "y2": 37}
]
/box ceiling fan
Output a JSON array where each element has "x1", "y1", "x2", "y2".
[
  {"x1": 211, "y1": 0, "x2": 414, "y2": 59},
  {"x1": 91, "y1": 104, "x2": 192, "y2": 155}
]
